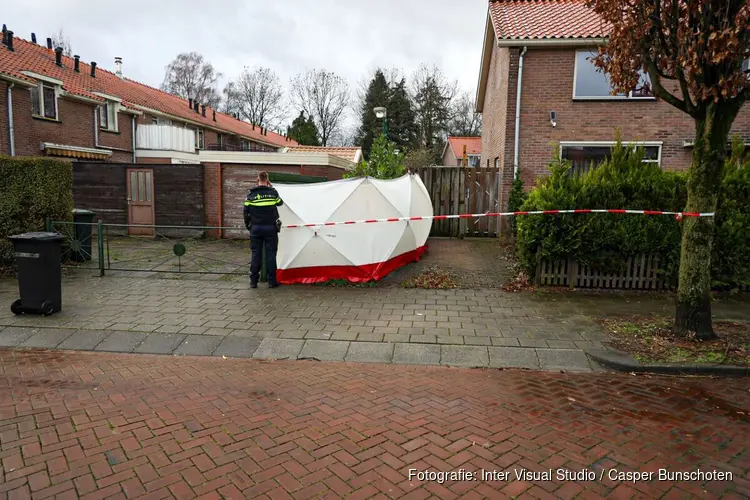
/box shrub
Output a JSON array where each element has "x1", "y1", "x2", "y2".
[
  {"x1": 506, "y1": 169, "x2": 527, "y2": 236},
  {"x1": 516, "y1": 137, "x2": 750, "y2": 290},
  {"x1": 344, "y1": 134, "x2": 406, "y2": 180},
  {"x1": 712, "y1": 138, "x2": 750, "y2": 289},
  {"x1": 0, "y1": 156, "x2": 73, "y2": 266}
]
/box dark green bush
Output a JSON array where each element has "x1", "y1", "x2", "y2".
[
  {"x1": 506, "y1": 169, "x2": 527, "y2": 236},
  {"x1": 0, "y1": 156, "x2": 73, "y2": 266},
  {"x1": 515, "y1": 137, "x2": 750, "y2": 289},
  {"x1": 712, "y1": 139, "x2": 750, "y2": 289}
]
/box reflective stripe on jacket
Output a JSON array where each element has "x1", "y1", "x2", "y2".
[{"x1": 243, "y1": 185, "x2": 283, "y2": 228}]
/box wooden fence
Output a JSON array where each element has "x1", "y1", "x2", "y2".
[
  {"x1": 535, "y1": 252, "x2": 667, "y2": 290},
  {"x1": 415, "y1": 166, "x2": 502, "y2": 238}
]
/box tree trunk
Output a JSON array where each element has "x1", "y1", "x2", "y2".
[{"x1": 674, "y1": 103, "x2": 736, "y2": 340}]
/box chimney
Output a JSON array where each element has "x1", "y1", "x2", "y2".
[
  {"x1": 6, "y1": 31, "x2": 13, "y2": 51},
  {"x1": 2, "y1": 25, "x2": 6, "y2": 45},
  {"x1": 74, "y1": 55, "x2": 80, "y2": 72},
  {"x1": 212, "y1": 110, "x2": 216, "y2": 121},
  {"x1": 188, "y1": 98, "x2": 193, "y2": 109},
  {"x1": 54, "y1": 47, "x2": 63, "y2": 66},
  {"x1": 194, "y1": 101, "x2": 199, "y2": 113},
  {"x1": 46, "y1": 37, "x2": 52, "y2": 49},
  {"x1": 114, "y1": 57, "x2": 122, "y2": 78},
  {"x1": 201, "y1": 104, "x2": 206, "y2": 117},
  {"x1": 252, "y1": 123, "x2": 255, "y2": 130},
  {"x1": 90, "y1": 61, "x2": 97, "y2": 77},
  {"x1": 31, "y1": 33, "x2": 36, "y2": 44}
]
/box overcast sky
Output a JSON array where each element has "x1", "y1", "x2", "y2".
[{"x1": 4, "y1": 0, "x2": 488, "y2": 133}]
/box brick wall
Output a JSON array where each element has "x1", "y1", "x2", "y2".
[
  {"x1": 0, "y1": 82, "x2": 8, "y2": 155},
  {"x1": 203, "y1": 162, "x2": 220, "y2": 237},
  {"x1": 2, "y1": 84, "x2": 138, "y2": 162},
  {"x1": 136, "y1": 157, "x2": 174, "y2": 164},
  {"x1": 97, "y1": 111, "x2": 135, "y2": 155},
  {"x1": 480, "y1": 45, "x2": 512, "y2": 233},
  {"x1": 10, "y1": 86, "x2": 95, "y2": 157},
  {"x1": 482, "y1": 44, "x2": 750, "y2": 233},
  {"x1": 300, "y1": 165, "x2": 346, "y2": 179}
]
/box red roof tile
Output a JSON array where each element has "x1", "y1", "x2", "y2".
[
  {"x1": 447, "y1": 137, "x2": 482, "y2": 158},
  {"x1": 489, "y1": 0, "x2": 607, "y2": 40},
  {"x1": 0, "y1": 36, "x2": 295, "y2": 148},
  {"x1": 285, "y1": 146, "x2": 362, "y2": 163}
]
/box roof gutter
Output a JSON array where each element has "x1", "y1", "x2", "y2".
[
  {"x1": 131, "y1": 115, "x2": 136, "y2": 162},
  {"x1": 513, "y1": 46, "x2": 527, "y2": 179},
  {"x1": 7, "y1": 83, "x2": 15, "y2": 156},
  {"x1": 497, "y1": 37, "x2": 607, "y2": 48}
]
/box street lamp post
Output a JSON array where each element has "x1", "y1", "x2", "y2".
[{"x1": 373, "y1": 107, "x2": 387, "y2": 137}]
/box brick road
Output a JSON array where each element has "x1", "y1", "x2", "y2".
[{"x1": 0, "y1": 349, "x2": 748, "y2": 499}]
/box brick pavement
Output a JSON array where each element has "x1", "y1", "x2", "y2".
[
  {"x1": 0, "y1": 349, "x2": 748, "y2": 499},
  {"x1": 1, "y1": 274, "x2": 749, "y2": 372}
]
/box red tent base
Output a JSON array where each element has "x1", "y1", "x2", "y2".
[{"x1": 276, "y1": 245, "x2": 428, "y2": 285}]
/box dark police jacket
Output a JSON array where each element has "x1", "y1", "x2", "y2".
[{"x1": 243, "y1": 185, "x2": 283, "y2": 230}]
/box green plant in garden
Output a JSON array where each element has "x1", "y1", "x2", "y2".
[
  {"x1": 712, "y1": 137, "x2": 750, "y2": 290},
  {"x1": 516, "y1": 136, "x2": 750, "y2": 292},
  {"x1": 0, "y1": 156, "x2": 73, "y2": 266},
  {"x1": 344, "y1": 134, "x2": 406, "y2": 180},
  {"x1": 506, "y1": 169, "x2": 527, "y2": 236}
]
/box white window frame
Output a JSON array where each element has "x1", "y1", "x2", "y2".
[
  {"x1": 31, "y1": 81, "x2": 61, "y2": 120},
  {"x1": 22, "y1": 72, "x2": 62, "y2": 120},
  {"x1": 192, "y1": 127, "x2": 204, "y2": 149},
  {"x1": 98, "y1": 102, "x2": 118, "y2": 132},
  {"x1": 560, "y1": 141, "x2": 663, "y2": 166},
  {"x1": 572, "y1": 50, "x2": 656, "y2": 101}
]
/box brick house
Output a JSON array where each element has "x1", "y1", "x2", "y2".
[
  {"x1": 441, "y1": 137, "x2": 481, "y2": 167},
  {"x1": 475, "y1": 0, "x2": 750, "y2": 226},
  {"x1": 1, "y1": 29, "x2": 359, "y2": 234}
]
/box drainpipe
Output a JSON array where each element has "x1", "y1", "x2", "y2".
[
  {"x1": 513, "y1": 46, "x2": 528, "y2": 179},
  {"x1": 7, "y1": 83, "x2": 15, "y2": 156},
  {"x1": 131, "y1": 115, "x2": 136, "y2": 162},
  {"x1": 93, "y1": 107, "x2": 99, "y2": 147}
]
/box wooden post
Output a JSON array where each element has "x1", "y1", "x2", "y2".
[
  {"x1": 569, "y1": 259, "x2": 577, "y2": 290},
  {"x1": 535, "y1": 247, "x2": 542, "y2": 286}
]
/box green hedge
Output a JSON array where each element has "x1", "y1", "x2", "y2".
[
  {"x1": 0, "y1": 156, "x2": 73, "y2": 266},
  {"x1": 516, "y1": 138, "x2": 750, "y2": 289}
]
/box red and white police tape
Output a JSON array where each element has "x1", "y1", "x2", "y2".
[{"x1": 282, "y1": 209, "x2": 714, "y2": 229}]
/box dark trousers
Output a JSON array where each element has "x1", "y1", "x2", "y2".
[{"x1": 250, "y1": 225, "x2": 279, "y2": 285}]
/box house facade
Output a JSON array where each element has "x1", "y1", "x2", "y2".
[
  {"x1": 0, "y1": 32, "x2": 293, "y2": 163},
  {"x1": 0, "y1": 29, "x2": 359, "y2": 235},
  {"x1": 475, "y1": 0, "x2": 750, "y2": 226},
  {"x1": 442, "y1": 137, "x2": 481, "y2": 167}
]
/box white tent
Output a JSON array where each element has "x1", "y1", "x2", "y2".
[{"x1": 273, "y1": 174, "x2": 433, "y2": 284}]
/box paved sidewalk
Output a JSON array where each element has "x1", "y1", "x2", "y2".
[
  {"x1": 0, "y1": 349, "x2": 748, "y2": 499},
  {"x1": 1, "y1": 274, "x2": 748, "y2": 372}
]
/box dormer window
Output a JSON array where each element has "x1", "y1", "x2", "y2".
[
  {"x1": 99, "y1": 102, "x2": 118, "y2": 132},
  {"x1": 31, "y1": 82, "x2": 58, "y2": 120}
]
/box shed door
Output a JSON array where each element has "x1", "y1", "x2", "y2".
[{"x1": 126, "y1": 168, "x2": 155, "y2": 236}]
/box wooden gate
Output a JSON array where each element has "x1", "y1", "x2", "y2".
[{"x1": 415, "y1": 166, "x2": 502, "y2": 238}]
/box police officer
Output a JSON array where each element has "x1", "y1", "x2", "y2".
[{"x1": 243, "y1": 171, "x2": 283, "y2": 288}]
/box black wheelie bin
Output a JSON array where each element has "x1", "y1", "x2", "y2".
[{"x1": 8, "y1": 232, "x2": 64, "y2": 316}]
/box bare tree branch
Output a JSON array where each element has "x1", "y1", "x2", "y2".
[
  {"x1": 161, "y1": 52, "x2": 223, "y2": 109},
  {"x1": 50, "y1": 29, "x2": 72, "y2": 57},
  {"x1": 224, "y1": 67, "x2": 287, "y2": 129},
  {"x1": 290, "y1": 70, "x2": 351, "y2": 146}
]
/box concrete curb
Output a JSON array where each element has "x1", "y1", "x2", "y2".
[{"x1": 586, "y1": 349, "x2": 749, "y2": 377}]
